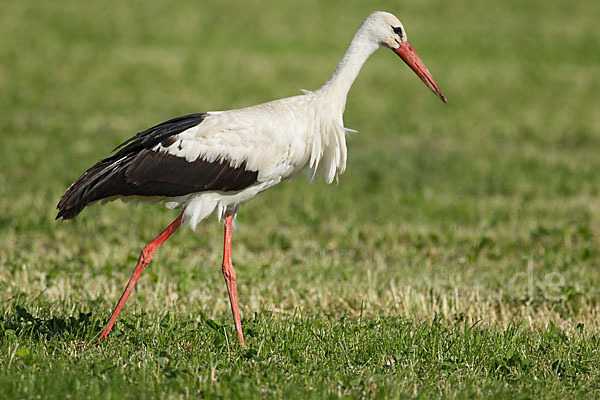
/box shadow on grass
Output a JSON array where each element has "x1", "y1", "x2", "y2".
[{"x1": 1, "y1": 305, "x2": 102, "y2": 342}]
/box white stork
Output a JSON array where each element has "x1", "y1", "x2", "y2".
[{"x1": 57, "y1": 11, "x2": 446, "y2": 347}]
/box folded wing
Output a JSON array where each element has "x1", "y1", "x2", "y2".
[{"x1": 56, "y1": 113, "x2": 259, "y2": 220}]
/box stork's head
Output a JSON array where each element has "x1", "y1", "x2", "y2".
[{"x1": 366, "y1": 12, "x2": 447, "y2": 103}]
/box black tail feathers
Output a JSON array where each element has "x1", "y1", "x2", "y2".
[{"x1": 56, "y1": 157, "x2": 127, "y2": 220}]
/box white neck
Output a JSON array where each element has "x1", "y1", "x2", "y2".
[
  {"x1": 304, "y1": 19, "x2": 380, "y2": 184},
  {"x1": 316, "y1": 26, "x2": 379, "y2": 106}
]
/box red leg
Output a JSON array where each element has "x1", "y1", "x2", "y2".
[
  {"x1": 222, "y1": 214, "x2": 245, "y2": 347},
  {"x1": 97, "y1": 212, "x2": 183, "y2": 342}
]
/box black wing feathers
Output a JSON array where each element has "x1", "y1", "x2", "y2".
[
  {"x1": 112, "y1": 113, "x2": 208, "y2": 155},
  {"x1": 124, "y1": 151, "x2": 258, "y2": 194},
  {"x1": 56, "y1": 113, "x2": 259, "y2": 220}
]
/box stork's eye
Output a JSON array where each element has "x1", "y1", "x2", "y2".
[{"x1": 392, "y1": 26, "x2": 403, "y2": 37}]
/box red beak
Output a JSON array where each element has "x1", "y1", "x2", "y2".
[{"x1": 394, "y1": 41, "x2": 447, "y2": 103}]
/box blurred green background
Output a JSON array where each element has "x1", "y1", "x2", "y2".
[{"x1": 1, "y1": 0, "x2": 599, "y2": 398}]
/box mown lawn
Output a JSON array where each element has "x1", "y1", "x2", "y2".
[{"x1": 1, "y1": 0, "x2": 599, "y2": 398}]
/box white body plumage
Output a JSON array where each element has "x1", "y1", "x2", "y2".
[{"x1": 154, "y1": 91, "x2": 351, "y2": 229}]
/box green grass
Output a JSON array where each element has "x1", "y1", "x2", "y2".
[{"x1": 1, "y1": 0, "x2": 600, "y2": 398}]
